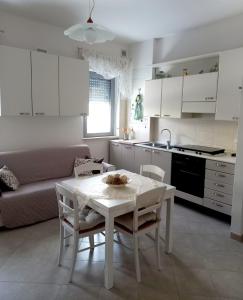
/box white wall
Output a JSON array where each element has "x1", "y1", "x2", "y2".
[
  {"x1": 155, "y1": 13, "x2": 243, "y2": 63},
  {"x1": 0, "y1": 11, "x2": 127, "y2": 158},
  {"x1": 128, "y1": 40, "x2": 154, "y2": 140}
]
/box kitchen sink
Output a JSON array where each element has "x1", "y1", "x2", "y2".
[{"x1": 138, "y1": 142, "x2": 169, "y2": 149}]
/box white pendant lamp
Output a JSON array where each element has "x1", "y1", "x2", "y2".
[{"x1": 64, "y1": 0, "x2": 115, "y2": 44}]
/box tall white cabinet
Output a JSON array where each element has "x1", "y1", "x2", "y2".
[
  {"x1": 59, "y1": 56, "x2": 89, "y2": 116},
  {"x1": 31, "y1": 51, "x2": 59, "y2": 116},
  {"x1": 161, "y1": 77, "x2": 183, "y2": 118},
  {"x1": 0, "y1": 45, "x2": 32, "y2": 116},
  {"x1": 144, "y1": 79, "x2": 162, "y2": 117},
  {"x1": 216, "y1": 48, "x2": 243, "y2": 121}
]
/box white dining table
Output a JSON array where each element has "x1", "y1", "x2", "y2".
[{"x1": 61, "y1": 169, "x2": 176, "y2": 289}]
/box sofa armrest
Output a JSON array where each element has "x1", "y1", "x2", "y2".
[{"x1": 102, "y1": 162, "x2": 116, "y2": 172}]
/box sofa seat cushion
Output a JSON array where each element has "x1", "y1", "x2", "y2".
[
  {"x1": 115, "y1": 211, "x2": 157, "y2": 232},
  {"x1": 0, "y1": 177, "x2": 71, "y2": 228}
]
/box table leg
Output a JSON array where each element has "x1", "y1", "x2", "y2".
[
  {"x1": 105, "y1": 215, "x2": 114, "y2": 289},
  {"x1": 165, "y1": 194, "x2": 174, "y2": 254}
]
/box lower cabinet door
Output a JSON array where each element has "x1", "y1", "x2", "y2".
[
  {"x1": 151, "y1": 150, "x2": 172, "y2": 184},
  {"x1": 121, "y1": 145, "x2": 135, "y2": 172},
  {"x1": 134, "y1": 147, "x2": 152, "y2": 173},
  {"x1": 109, "y1": 142, "x2": 122, "y2": 169}
]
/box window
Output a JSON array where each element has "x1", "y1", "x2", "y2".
[{"x1": 84, "y1": 72, "x2": 115, "y2": 137}]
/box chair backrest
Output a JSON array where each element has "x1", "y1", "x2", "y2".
[
  {"x1": 140, "y1": 165, "x2": 165, "y2": 182},
  {"x1": 133, "y1": 186, "x2": 166, "y2": 231},
  {"x1": 55, "y1": 183, "x2": 80, "y2": 230},
  {"x1": 74, "y1": 161, "x2": 103, "y2": 178}
]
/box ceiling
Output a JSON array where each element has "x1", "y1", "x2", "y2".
[{"x1": 1, "y1": 0, "x2": 243, "y2": 43}]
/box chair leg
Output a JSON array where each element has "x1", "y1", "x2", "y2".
[
  {"x1": 58, "y1": 223, "x2": 64, "y2": 266},
  {"x1": 69, "y1": 232, "x2": 79, "y2": 283},
  {"x1": 134, "y1": 235, "x2": 141, "y2": 282},
  {"x1": 89, "y1": 235, "x2": 95, "y2": 249},
  {"x1": 155, "y1": 228, "x2": 161, "y2": 271},
  {"x1": 64, "y1": 228, "x2": 70, "y2": 247}
]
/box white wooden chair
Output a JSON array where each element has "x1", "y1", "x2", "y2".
[
  {"x1": 74, "y1": 161, "x2": 103, "y2": 178},
  {"x1": 140, "y1": 164, "x2": 165, "y2": 182},
  {"x1": 56, "y1": 183, "x2": 105, "y2": 282},
  {"x1": 114, "y1": 186, "x2": 166, "y2": 282}
]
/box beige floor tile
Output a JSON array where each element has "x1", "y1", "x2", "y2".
[
  {"x1": 210, "y1": 270, "x2": 243, "y2": 299},
  {"x1": 204, "y1": 252, "x2": 243, "y2": 272},
  {"x1": 56, "y1": 284, "x2": 101, "y2": 300},
  {"x1": 139, "y1": 266, "x2": 178, "y2": 295},
  {"x1": 178, "y1": 295, "x2": 234, "y2": 300},
  {"x1": 0, "y1": 282, "x2": 60, "y2": 300},
  {"x1": 174, "y1": 267, "x2": 217, "y2": 297},
  {"x1": 0, "y1": 258, "x2": 70, "y2": 284},
  {"x1": 63, "y1": 260, "x2": 105, "y2": 287}
]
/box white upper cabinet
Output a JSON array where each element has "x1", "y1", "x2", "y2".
[
  {"x1": 183, "y1": 72, "x2": 218, "y2": 102},
  {"x1": 0, "y1": 45, "x2": 32, "y2": 116},
  {"x1": 216, "y1": 48, "x2": 243, "y2": 121},
  {"x1": 31, "y1": 51, "x2": 59, "y2": 116},
  {"x1": 144, "y1": 79, "x2": 162, "y2": 117},
  {"x1": 59, "y1": 56, "x2": 89, "y2": 116},
  {"x1": 161, "y1": 77, "x2": 183, "y2": 118}
]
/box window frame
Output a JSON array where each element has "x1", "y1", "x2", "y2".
[{"x1": 83, "y1": 72, "x2": 116, "y2": 138}]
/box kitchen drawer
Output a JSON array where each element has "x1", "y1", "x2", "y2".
[
  {"x1": 206, "y1": 159, "x2": 235, "y2": 174},
  {"x1": 205, "y1": 169, "x2": 234, "y2": 185},
  {"x1": 205, "y1": 179, "x2": 233, "y2": 195},
  {"x1": 203, "y1": 198, "x2": 231, "y2": 215},
  {"x1": 204, "y1": 188, "x2": 232, "y2": 205}
]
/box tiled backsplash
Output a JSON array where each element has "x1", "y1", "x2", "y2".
[{"x1": 153, "y1": 117, "x2": 238, "y2": 152}]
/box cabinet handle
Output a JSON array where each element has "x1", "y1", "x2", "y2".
[
  {"x1": 216, "y1": 163, "x2": 226, "y2": 168},
  {"x1": 163, "y1": 114, "x2": 171, "y2": 117},
  {"x1": 125, "y1": 146, "x2": 132, "y2": 149},
  {"x1": 215, "y1": 172, "x2": 226, "y2": 178},
  {"x1": 214, "y1": 183, "x2": 225, "y2": 188},
  {"x1": 19, "y1": 112, "x2": 30, "y2": 115},
  {"x1": 215, "y1": 203, "x2": 224, "y2": 208},
  {"x1": 144, "y1": 149, "x2": 151, "y2": 153},
  {"x1": 213, "y1": 192, "x2": 224, "y2": 198},
  {"x1": 205, "y1": 97, "x2": 214, "y2": 100},
  {"x1": 35, "y1": 112, "x2": 45, "y2": 116},
  {"x1": 238, "y1": 86, "x2": 243, "y2": 90},
  {"x1": 232, "y1": 116, "x2": 239, "y2": 121},
  {"x1": 154, "y1": 114, "x2": 160, "y2": 117}
]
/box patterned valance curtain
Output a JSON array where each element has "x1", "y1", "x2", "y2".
[{"x1": 78, "y1": 47, "x2": 131, "y2": 99}]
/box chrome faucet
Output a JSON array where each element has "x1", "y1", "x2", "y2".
[{"x1": 160, "y1": 128, "x2": 172, "y2": 149}]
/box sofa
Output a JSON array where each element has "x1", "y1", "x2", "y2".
[{"x1": 0, "y1": 145, "x2": 115, "y2": 229}]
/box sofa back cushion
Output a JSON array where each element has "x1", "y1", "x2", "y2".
[{"x1": 0, "y1": 145, "x2": 90, "y2": 185}]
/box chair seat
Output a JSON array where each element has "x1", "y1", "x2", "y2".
[
  {"x1": 115, "y1": 211, "x2": 157, "y2": 232},
  {"x1": 64, "y1": 207, "x2": 105, "y2": 231}
]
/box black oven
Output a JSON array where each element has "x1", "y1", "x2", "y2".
[{"x1": 171, "y1": 153, "x2": 206, "y2": 198}]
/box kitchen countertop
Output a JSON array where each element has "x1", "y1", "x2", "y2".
[
  {"x1": 111, "y1": 139, "x2": 236, "y2": 164},
  {"x1": 111, "y1": 139, "x2": 147, "y2": 145}
]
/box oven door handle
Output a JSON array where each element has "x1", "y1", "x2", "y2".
[{"x1": 180, "y1": 169, "x2": 203, "y2": 177}]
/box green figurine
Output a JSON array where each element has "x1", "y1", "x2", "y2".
[{"x1": 134, "y1": 88, "x2": 143, "y2": 121}]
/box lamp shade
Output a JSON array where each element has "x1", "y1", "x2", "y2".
[{"x1": 64, "y1": 22, "x2": 115, "y2": 44}]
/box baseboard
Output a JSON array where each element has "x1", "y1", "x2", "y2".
[{"x1": 231, "y1": 232, "x2": 243, "y2": 242}]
